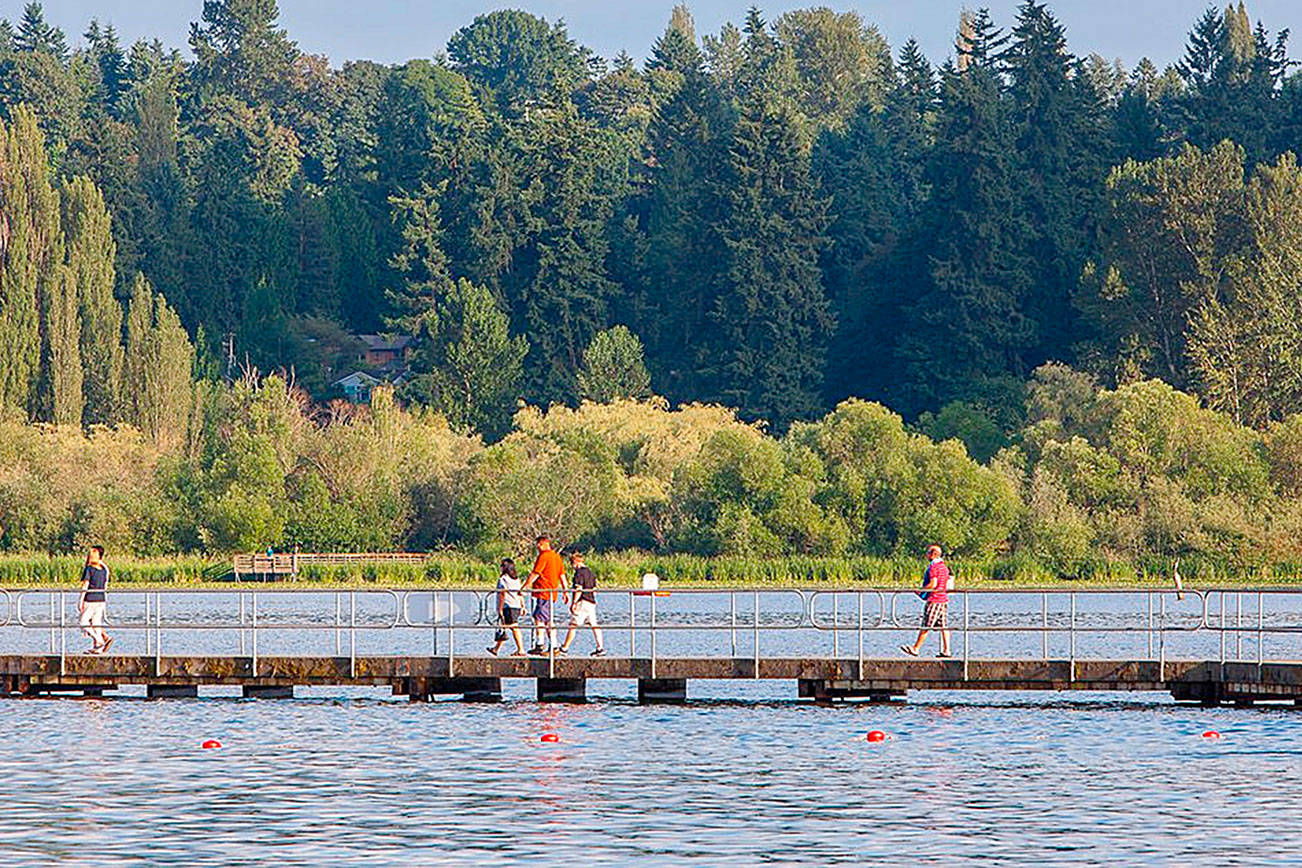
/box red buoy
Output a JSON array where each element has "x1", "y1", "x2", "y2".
[
  {"x1": 1202, "y1": 731, "x2": 1221, "y2": 740},
  {"x1": 201, "y1": 739, "x2": 222, "y2": 749},
  {"x1": 866, "y1": 730, "x2": 887, "y2": 743},
  {"x1": 540, "y1": 733, "x2": 560, "y2": 743}
]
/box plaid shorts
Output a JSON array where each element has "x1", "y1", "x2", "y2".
[{"x1": 923, "y1": 601, "x2": 948, "y2": 629}]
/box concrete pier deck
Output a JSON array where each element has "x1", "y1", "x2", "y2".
[{"x1": 2, "y1": 654, "x2": 1299, "y2": 705}]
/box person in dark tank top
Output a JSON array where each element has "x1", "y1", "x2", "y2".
[{"x1": 79, "y1": 545, "x2": 113, "y2": 654}]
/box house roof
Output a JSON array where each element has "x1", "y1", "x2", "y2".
[
  {"x1": 333, "y1": 371, "x2": 382, "y2": 389},
  {"x1": 357, "y1": 334, "x2": 414, "y2": 352}
]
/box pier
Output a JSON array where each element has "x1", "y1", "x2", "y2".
[{"x1": 0, "y1": 587, "x2": 1298, "y2": 705}]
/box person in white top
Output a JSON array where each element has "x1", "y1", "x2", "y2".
[{"x1": 487, "y1": 558, "x2": 526, "y2": 656}]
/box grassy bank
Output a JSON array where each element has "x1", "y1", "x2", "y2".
[{"x1": 3, "y1": 552, "x2": 1302, "y2": 589}]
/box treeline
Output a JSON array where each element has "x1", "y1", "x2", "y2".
[
  {"x1": 5, "y1": 366, "x2": 1302, "y2": 580},
  {"x1": 4, "y1": 2, "x2": 1302, "y2": 435}
]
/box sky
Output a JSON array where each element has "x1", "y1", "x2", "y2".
[{"x1": 22, "y1": 1, "x2": 1302, "y2": 72}]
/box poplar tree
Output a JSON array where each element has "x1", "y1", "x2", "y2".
[
  {"x1": 122, "y1": 273, "x2": 195, "y2": 447},
  {"x1": 0, "y1": 105, "x2": 61, "y2": 417},
  {"x1": 61, "y1": 175, "x2": 123, "y2": 425}
]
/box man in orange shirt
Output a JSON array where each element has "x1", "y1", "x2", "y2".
[{"x1": 523, "y1": 535, "x2": 565, "y2": 655}]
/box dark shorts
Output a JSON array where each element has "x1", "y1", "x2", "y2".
[
  {"x1": 923, "y1": 601, "x2": 948, "y2": 629},
  {"x1": 495, "y1": 606, "x2": 521, "y2": 642},
  {"x1": 532, "y1": 598, "x2": 552, "y2": 624}
]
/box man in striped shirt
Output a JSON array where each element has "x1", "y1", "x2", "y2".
[{"x1": 901, "y1": 544, "x2": 952, "y2": 658}]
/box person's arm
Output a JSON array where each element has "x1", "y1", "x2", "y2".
[{"x1": 78, "y1": 565, "x2": 90, "y2": 612}]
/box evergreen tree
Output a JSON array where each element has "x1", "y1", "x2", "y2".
[
  {"x1": 710, "y1": 91, "x2": 830, "y2": 425},
  {"x1": 895, "y1": 12, "x2": 1031, "y2": 416},
  {"x1": 14, "y1": 3, "x2": 67, "y2": 58},
  {"x1": 61, "y1": 175, "x2": 123, "y2": 425},
  {"x1": 577, "y1": 325, "x2": 652, "y2": 402},
  {"x1": 1005, "y1": 1, "x2": 1105, "y2": 369},
  {"x1": 188, "y1": 0, "x2": 298, "y2": 107},
  {"x1": 446, "y1": 10, "x2": 591, "y2": 115},
  {"x1": 400, "y1": 278, "x2": 527, "y2": 440}
]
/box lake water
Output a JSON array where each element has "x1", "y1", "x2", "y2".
[{"x1": 2, "y1": 588, "x2": 1300, "y2": 865}]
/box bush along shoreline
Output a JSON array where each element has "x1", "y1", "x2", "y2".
[{"x1": 3, "y1": 552, "x2": 1301, "y2": 590}]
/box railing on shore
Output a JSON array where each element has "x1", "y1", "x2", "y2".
[{"x1": 0, "y1": 587, "x2": 1298, "y2": 681}]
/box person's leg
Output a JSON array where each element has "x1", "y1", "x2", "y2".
[
  {"x1": 511, "y1": 625, "x2": 525, "y2": 654},
  {"x1": 80, "y1": 605, "x2": 96, "y2": 648},
  {"x1": 559, "y1": 616, "x2": 578, "y2": 652},
  {"x1": 591, "y1": 611, "x2": 604, "y2": 652}
]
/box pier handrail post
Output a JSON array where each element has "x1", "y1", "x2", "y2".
[
  {"x1": 1041, "y1": 592, "x2": 1048, "y2": 660},
  {"x1": 1069, "y1": 591, "x2": 1076, "y2": 683},
  {"x1": 629, "y1": 591, "x2": 636, "y2": 658},
  {"x1": 1213, "y1": 593, "x2": 1223, "y2": 671},
  {"x1": 1236, "y1": 592, "x2": 1243, "y2": 660},
  {"x1": 349, "y1": 591, "x2": 356, "y2": 679},
  {"x1": 650, "y1": 592, "x2": 657, "y2": 680},
  {"x1": 251, "y1": 592, "x2": 258, "y2": 678},
  {"x1": 1159, "y1": 592, "x2": 1166, "y2": 682},
  {"x1": 857, "y1": 591, "x2": 864, "y2": 681},
  {"x1": 48, "y1": 592, "x2": 55, "y2": 654},
  {"x1": 59, "y1": 590, "x2": 66, "y2": 676},
  {"x1": 752, "y1": 590, "x2": 759, "y2": 679},
  {"x1": 1257, "y1": 590, "x2": 1264, "y2": 668},
  {"x1": 238, "y1": 593, "x2": 245, "y2": 656},
  {"x1": 154, "y1": 592, "x2": 162, "y2": 675},
  {"x1": 962, "y1": 591, "x2": 969, "y2": 681},
  {"x1": 832, "y1": 593, "x2": 839, "y2": 659},
  {"x1": 145, "y1": 593, "x2": 151, "y2": 656},
  {"x1": 729, "y1": 591, "x2": 736, "y2": 658},
  {"x1": 1147, "y1": 592, "x2": 1154, "y2": 659},
  {"x1": 336, "y1": 592, "x2": 342, "y2": 657},
  {"x1": 448, "y1": 590, "x2": 454, "y2": 676}
]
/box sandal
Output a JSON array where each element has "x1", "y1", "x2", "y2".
[{"x1": 900, "y1": 645, "x2": 918, "y2": 657}]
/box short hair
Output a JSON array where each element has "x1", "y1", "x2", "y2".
[
  {"x1": 536, "y1": 535, "x2": 550, "y2": 545},
  {"x1": 90, "y1": 545, "x2": 105, "y2": 557},
  {"x1": 926, "y1": 544, "x2": 942, "y2": 559},
  {"x1": 569, "y1": 550, "x2": 584, "y2": 562}
]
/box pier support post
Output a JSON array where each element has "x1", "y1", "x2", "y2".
[
  {"x1": 404, "y1": 677, "x2": 502, "y2": 702},
  {"x1": 242, "y1": 685, "x2": 294, "y2": 699},
  {"x1": 638, "y1": 678, "x2": 687, "y2": 704},
  {"x1": 537, "y1": 677, "x2": 586, "y2": 703},
  {"x1": 798, "y1": 679, "x2": 903, "y2": 704},
  {"x1": 147, "y1": 685, "x2": 198, "y2": 699}
]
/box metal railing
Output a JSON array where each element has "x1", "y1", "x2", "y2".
[{"x1": 0, "y1": 587, "x2": 1297, "y2": 681}]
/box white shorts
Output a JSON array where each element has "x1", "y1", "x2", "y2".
[
  {"x1": 570, "y1": 600, "x2": 599, "y2": 627},
  {"x1": 80, "y1": 601, "x2": 105, "y2": 627}
]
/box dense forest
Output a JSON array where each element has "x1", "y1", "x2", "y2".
[{"x1": 5, "y1": 0, "x2": 1302, "y2": 576}]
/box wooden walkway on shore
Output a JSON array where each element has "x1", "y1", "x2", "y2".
[{"x1": 4, "y1": 654, "x2": 1301, "y2": 705}]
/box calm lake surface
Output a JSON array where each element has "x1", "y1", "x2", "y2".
[{"x1": 2, "y1": 589, "x2": 1300, "y2": 865}]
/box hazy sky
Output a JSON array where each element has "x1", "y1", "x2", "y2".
[{"x1": 24, "y1": 1, "x2": 1302, "y2": 71}]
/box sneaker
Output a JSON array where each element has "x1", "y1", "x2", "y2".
[
  {"x1": 590, "y1": 648, "x2": 607, "y2": 657},
  {"x1": 486, "y1": 646, "x2": 499, "y2": 656},
  {"x1": 554, "y1": 646, "x2": 568, "y2": 655},
  {"x1": 510, "y1": 650, "x2": 527, "y2": 657},
  {"x1": 936, "y1": 653, "x2": 953, "y2": 659},
  {"x1": 527, "y1": 647, "x2": 545, "y2": 656}
]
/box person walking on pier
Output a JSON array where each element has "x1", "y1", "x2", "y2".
[
  {"x1": 557, "y1": 551, "x2": 606, "y2": 656},
  {"x1": 901, "y1": 544, "x2": 951, "y2": 658},
  {"x1": 524, "y1": 536, "x2": 565, "y2": 655},
  {"x1": 79, "y1": 545, "x2": 113, "y2": 654},
  {"x1": 487, "y1": 558, "x2": 526, "y2": 656}
]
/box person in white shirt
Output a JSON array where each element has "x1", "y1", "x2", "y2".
[{"x1": 487, "y1": 558, "x2": 526, "y2": 656}]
